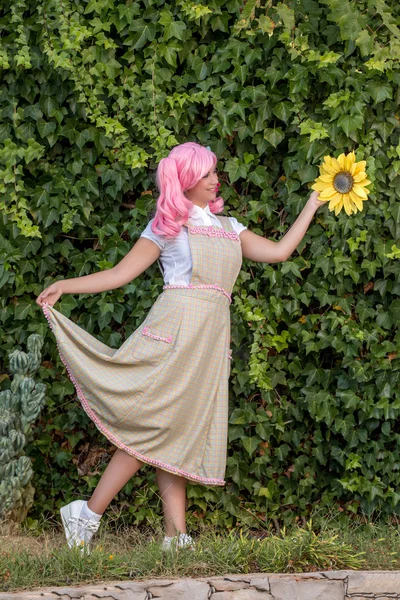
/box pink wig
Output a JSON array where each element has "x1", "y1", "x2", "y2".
[{"x1": 151, "y1": 142, "x2": 224, "y2": 238}]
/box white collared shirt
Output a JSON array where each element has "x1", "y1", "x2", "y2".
[{"x1": 140, "y1": 204, "x2": 247, "y2": 285}]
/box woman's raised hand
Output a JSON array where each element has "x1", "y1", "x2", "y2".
[
  {"x1": 307, "y1": 190, "x2": 325, "y2": 208},
  {"x1": 36, "y1": 282, "x2": 64, "y2": 307}
]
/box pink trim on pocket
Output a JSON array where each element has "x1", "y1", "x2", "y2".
[{"x1": 142, "y1": 326, "x2": 172, "y2": 344}]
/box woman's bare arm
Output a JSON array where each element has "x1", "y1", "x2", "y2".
[
  {"x1": 36, "y1": 238, "x2": 161, "y2": 306},
  {"x1": 59, "y1": 238, "x2": 161, "y2": 294},
  {"x1": 239, "y1": 191, "x2": 324, "y2": 263}
]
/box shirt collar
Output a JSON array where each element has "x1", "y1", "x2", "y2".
[{"x1": 189, "y1": 203, "x2": 212, "y2": 218}]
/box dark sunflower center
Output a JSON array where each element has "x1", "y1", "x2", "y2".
[{"x1": 333, "y1": 172, "x2": 353, "y2": 194}]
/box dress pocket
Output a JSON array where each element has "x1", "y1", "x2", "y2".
[{"x1": 131, "y1": 303, "x2": 183, "y2": 366}]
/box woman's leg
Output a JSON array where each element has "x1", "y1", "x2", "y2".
[
  {"x1": 87, "y1": 448, "x2": 143, "y2": 515},
  {"x1": 155, "y1": 468, "x2": 187, "y2": 537}
]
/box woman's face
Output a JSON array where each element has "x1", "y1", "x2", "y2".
[{"x1": 185, "y1": 166, "x2": 219, "y2": 207}]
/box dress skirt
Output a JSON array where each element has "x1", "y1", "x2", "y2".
[{"x1": 43, "y1": 288, "x2": 231, "y2": 485}]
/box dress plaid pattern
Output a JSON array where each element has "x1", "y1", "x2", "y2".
[{"x1": 42, "y1": 215, "x2": 243, "y2": 485}]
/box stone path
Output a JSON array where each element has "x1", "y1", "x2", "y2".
[{"x1": 1, "y1": 571, "x2": 400, "y2": 599}]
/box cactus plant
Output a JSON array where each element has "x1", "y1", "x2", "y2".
[{"x1": 0, "y1": 334, "x2": 46, "y2": 533}]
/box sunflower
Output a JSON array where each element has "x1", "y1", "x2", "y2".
[{"x1": 311, "y1": 151, "x2": 372, "y2": 216}]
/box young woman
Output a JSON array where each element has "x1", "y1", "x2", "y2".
[{"x1": 36, "y1": 141, "x2": 323, "y2": 553}]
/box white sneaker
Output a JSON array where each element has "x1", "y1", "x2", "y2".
[
  {"x1": 162, "y1": 532, "x2": 195, "y2": 551},
  {"x1": 60, "y1": 500, "x2": 101, "y2": 554}
]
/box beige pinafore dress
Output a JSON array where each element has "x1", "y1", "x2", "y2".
[{"x1": 42, "y1": 216, "x2": 243, "y2": 486}]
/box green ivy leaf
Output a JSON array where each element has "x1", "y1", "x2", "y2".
[
  {"x1": 242, "y1": 436, "x2": 261, "y2": 457},
  {"x1": 263, "y1": 127, "x2": 285, "y2": 147},
  {"x1": 225, "y1": 157, "x2": 247, "y2": 183},
  {"x1": 337, "y1": 114, "x2": 364, "y2": 135},
  {"x1": 159, "y1": 10, "x2": 187, "y2": 40}
]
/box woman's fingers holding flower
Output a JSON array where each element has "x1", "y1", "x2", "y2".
[{"x1": 308, "y1": 190, "x2": 326, "y2": 208}]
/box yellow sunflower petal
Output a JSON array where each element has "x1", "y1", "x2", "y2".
[
  {"x1": 321, "y1": 164, "x2": 340, "y2": 176},
  {"x1": 334, "y1": 203, "x2": 342, "y2": 216},
  {"x1": 330, "y1": 157, "x2": 343, "y2": 172},
  {"x1": 312, "y1": 182, "x2": 329, "y2": 192},
  {"x1": 355, "y1": 178, "x2": 372, "y2": 188},
  {"x1": 352, "y1": 184, "x2": 368, "y2": 199},
  {"x1": 348, "y1": 199, "x2": 358, "y2": 214},
  {"x1": 349, "y1": 190, "x2": 364, "y2": 211},
  {"x1": 323, "y1": 156, "x2": 333, "y2": 166},
  {"x1": 353, "y1": 172, "x2": 367, "y2": 182},
  {"x1": 347, "y1": 150, "x2": 356, "y2": 161},
  {"x1": 318, "y1": 173, "x2": 335, "y2": 183},
  {"x1": 319, "y1": 187, "x2": 338, "y2": 199},
  {"x1": 337, "y1": 154, "x2": 347, "y2": 169},
  {"x1": 345, "y1": 152, "x2": 356, "y2": 171},
  {"x1": 328, "y1": 193, "x2": 343, "y2": 209},
  {"x1": 343, "y1": 193, "x2": 354, "y2": 216},
  {"x1": 353, "y1": 160, "x2": 367, "y2": 174}
]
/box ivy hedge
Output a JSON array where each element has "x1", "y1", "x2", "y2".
[{"x1": 1, "y1": 0, "x2": 400, "y2": 529}]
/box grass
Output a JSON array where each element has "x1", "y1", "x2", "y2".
[{"x1": 1, "y1": 509, "x2": 400, "y2": 593}]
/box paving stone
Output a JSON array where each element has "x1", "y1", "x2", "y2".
[
  {"x1": 321, "y1": 571, "x2": 349, "y2": 581},
  {"x1": 347, "y1": 571, "x2": 400, "y2": 595},
  {"x1": 211, "y1": 591, "x2": 273, "y2": 600},
  {"x1": 216, "y1": 576, "x2": 251, "y2": 583},
  {"x1": 269, "y1": 577, "x2": 344, "y2": 600},
  {"x1": 147, "y1": 579, "x2": 209, "y2": 600},
  {"x1": 0, "y1": 585, "x2": 147, "y2": 600},
  {"x1": 345, "y1": 597, "x2": 375, "y2": 600},
  {"x1": 62, "y1": 596, "x2": 104, "y2": 600},
  {"x1": 290, "y1": 573, "x2": 325, "y2": 579},
  {"x1": 75, "y1": 596, "x2": 112, "y2": 600},
  {"x1": 0, "y1": 596, "x2": 57, "y2": 600},
  {"x1": 208, "y1": 579, "x2": 249, "y2": 592},
  {"x1": 263, "y1": 572, "x2": 325, "y2": 582},
  {"x1": 49, "y1": 583, "x2": 146, "y2": 600},
  {"x1": 90, "y1": 588, "x2": 147, "y2": 599},
  {"x1": 121, "y1": 581, "x2": 172, "y2": 590},
  {"x1": 346, "y1": 597, "x2": 399, "y2": 600},
  {"x1": 50, "y1": 590, "x2": 86, "y2": 599},
  {"x1": 51, "y1": 589, "x2": 100, "y2": 598},
  {"x1": 90, "y1": 591, "x2": 147, "y2": 599},
  {"x1": 114, "y1": 579, "x2": 157, "y2": 592},
  {"x1": 248, "y1": 578, "x2": 270, "y2": 592}
]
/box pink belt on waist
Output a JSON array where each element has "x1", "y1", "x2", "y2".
[{"x1": 163, "y1": 283, "x2": 232, "y2": 303}]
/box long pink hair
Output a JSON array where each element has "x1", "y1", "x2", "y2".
[{"x1": 151, "y1": 142, "x2": 224, "y2": 238}]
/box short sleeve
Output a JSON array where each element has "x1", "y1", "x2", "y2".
[
  {"x1": 228, "y1": 216, "x2": 247, "y2": 235},
  {"x1": 140, "y1": 219, "x2": 167, "y2": 251}
]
